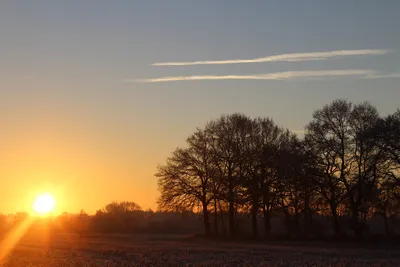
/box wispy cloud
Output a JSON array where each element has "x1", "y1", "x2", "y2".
[
  {"x1": 133, "y1": 69, "x2": 374, "y2": 83},
  {"x1": 361, "y1": 73, "x2": 400, "y2": 79},
  {"x1": 151, "y1": 49, "x2": 390, "y2": 67}
]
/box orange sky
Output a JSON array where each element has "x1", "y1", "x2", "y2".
[{"x1": 0, "y1": 110, "x2": 165, "y2": 215}]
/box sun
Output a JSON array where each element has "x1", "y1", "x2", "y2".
[{"x1": 32, "y1": 193, "x2": 56, "y2": 215}]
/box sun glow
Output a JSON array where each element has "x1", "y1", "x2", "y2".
[{"x1": 32, "y1": 193, "x2": 56, "y2": 215}]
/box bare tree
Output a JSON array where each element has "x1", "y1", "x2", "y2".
[
  {"x1": 156, "y1": 128, "x2": 216, "y2": 236},
  {"x1": 305, "y1": 99, "x2": 352, "y2": 238},
  {"x1": 307, "y1": 100, "x2": 381, "y2": 239},
  {"x1": 345, "y1": 102, "x2": 380, "y2": 238},
  {"x1": 256, "y1": 121, "x2": 289, "y2": 238},
  {"x1": 364, "y1": 109, "x2": 400, "y2": 235},
  {"x1": 238, "y1": 117, "x2": 284, "y2": 238},
  {"x1": 206, "y1": 113, "x2": 253, "y2": 238}
]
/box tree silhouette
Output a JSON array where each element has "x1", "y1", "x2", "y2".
[
  {"x1": 254, "y1": 120, "x2": 290, "y2": 238},
  {"x1": 103, "y1": 201, "x2": 142, "y2": 214},
  {"x1": 305, "y1": 99, "x2": 352, "y2": 237},
  {"x1": 154, "y1": 99, "x2": 400, "y2": 240},
  {"x1": 156, "y1": 128, "x2": 216, "y2": 236},
  {"x1": 205, "y1": 113, "x2": 254, "y2": 238}
]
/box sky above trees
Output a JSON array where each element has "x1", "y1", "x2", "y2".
[{"x1": 0, "y1": 1, "x2": 399, "y2": 214}]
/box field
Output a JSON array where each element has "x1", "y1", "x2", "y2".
[{"x1": 1, "y1": 233, "x2": 400, "y2": 266}]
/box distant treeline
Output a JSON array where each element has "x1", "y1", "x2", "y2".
[
  {"x1": 3, "y1": 203, "x2": 399, "y2": 241},
  {"x1": 0, "y1": 202, "x2": 203, "y2": 236},
  {"x1": 156, "y1": 99, "x2": 400, "y2": 240}
]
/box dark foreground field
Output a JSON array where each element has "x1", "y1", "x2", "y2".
[{"x1": 1, "y1": 233, "x2": 400, "y2": 266}]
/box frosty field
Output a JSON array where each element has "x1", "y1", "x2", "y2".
[{"x1": 1, "y1": 233, "x2": 399, "y2": 266}]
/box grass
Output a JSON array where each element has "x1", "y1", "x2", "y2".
[{"x1": 0, "y1": 232, "x2": 399, "y2": 266}]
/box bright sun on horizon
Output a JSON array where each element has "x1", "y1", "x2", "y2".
[{"x1": 32, "y1": 193, "x2": 56, "y2": 215}]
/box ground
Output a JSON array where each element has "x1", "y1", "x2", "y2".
[{"x1": 1, "y1": 233, "x2": 399, "y2": 266}]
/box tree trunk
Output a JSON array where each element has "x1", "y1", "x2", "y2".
[
  {"x1": 251, "y1": 202, "x2": 259, "y2": 239},
  {"x1": 263, "y1": 204, "x2": 271, "y2": 238},
  {"x1": 294, "y1": 205, "x2": 299, "y2": 239},
  {"x1": 352, "y1": 205, "x2": 362, "y2": 240},
  {"x1": 382, "y1": 203, "x2": 389, "y2": 237},
  {"x1": 330, "y1": 202, "x2": 341, "y2": 238},
  {"x1": 213, "y1": 198, "x2": 218, "y2": 237},
  {"x1": 262, "y1": 186, "x2": 271, "y2": 238},
  {"x1": 228, "y1": 180, "x2": 235, "y2": 238},
  {"x1": 303, "y1": 187, "x2": 311, "y2": 238},
  {"x1": 202, "y1": 202, "x2": 210, "y2": 236},
  {"x1": 383, "y1": 212, "x2": 389, "y2": 237},
  {"x1": 218, "y1": 200, "x2": 227, "y2": 237},
  {"x1": 283, "y1": 210, "x2": 291, "y2": 238}
]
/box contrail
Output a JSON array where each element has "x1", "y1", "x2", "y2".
[
  {"x1": 361, "y1": 73, "x2": 400, "y2": 79},
  {"x1": 151, "y1": 49, "x2": 390, "y2": 66},
  {"x1": 133, "y1": 69, "x2": 375, "y2": 83}
]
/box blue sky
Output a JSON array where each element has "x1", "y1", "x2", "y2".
[{"x1": 0, "y1": 1, "x2": 399, "y2": 212}]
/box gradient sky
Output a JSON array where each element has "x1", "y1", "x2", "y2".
[{"x1": 1, "y1": 1, "x2": 399, "y2": 214}]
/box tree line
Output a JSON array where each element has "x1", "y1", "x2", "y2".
[
  {"x1": 0, "y1": 202, "x2": 205, "y2": 236},
  {"x1": 156, "y1": 99, "x2": 400, "y2": 239}
]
